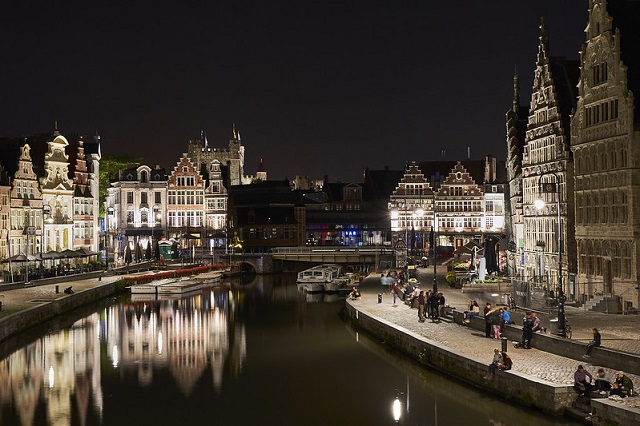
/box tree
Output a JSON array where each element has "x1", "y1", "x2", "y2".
[{"x1": 98, "y1": 155, "x2": 142, "y2": 217}]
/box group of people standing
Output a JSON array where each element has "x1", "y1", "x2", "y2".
[{"x1": 390, "y1": 280, "x2": 445, "y2": 322}]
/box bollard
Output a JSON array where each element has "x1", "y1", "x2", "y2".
[
  {"x1": 55, "y1": 285, "x2": 59, "y2": 294},
  {"x1": 98, "y1": 275, "x2": 102, "y2": 281},
  {"x1": 378, "y1": 293, "x2": 382, "y2": 303},
  {"x1": 501, "y1": 337, "x2": 508, "y2": 352}
]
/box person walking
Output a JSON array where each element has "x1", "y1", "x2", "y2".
[
  {"x1": 584, "y1": 327, "x2": 601, "y2": 358},
  {"x1": 391, "y1": 282, "x2": 400, "y2": 305},
  {"x1": 491, "y1": 308, "x2": 502, "y2": 339}
]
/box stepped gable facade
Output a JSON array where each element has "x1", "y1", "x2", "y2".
[
  {"x1": 521, "y1": 18, "x2": 579, "y2": 286},
  {"x1": 571, "y1": 0, "x2": 640, "y2": 308}
]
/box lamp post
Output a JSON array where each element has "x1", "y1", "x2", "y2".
[
  {"x1": 534, "y1": 172, "x2": 565, "y2": 337},
  {"x1": 106, "y1": 207, "x2": 114, "y2": 270},
  {"x1": 432, "y1": 191, "x2": 438, "y2": 293}
]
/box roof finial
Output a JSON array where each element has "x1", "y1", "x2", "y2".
[
  {"x1": 232, "y1": 123, "x2": 237, "y2": 140},
  {"x1": 513, "y1": 65, "x2": 520, "y2": 112},
  {"x1": 54, "y1": 120, "x2": 58, "y2": 131}
]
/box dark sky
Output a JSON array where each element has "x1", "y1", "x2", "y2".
[{"x1": 0, "y1": 1, "x2": 588, "y2": 181}]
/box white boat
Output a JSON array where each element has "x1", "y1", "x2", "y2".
[
  {"x1": 324, "y1": 273, "x2": 356, "y2": 293},
  {"x1": 157, "y1": 279, "x2": 202, "y2": 294},
  {"x1": 297, "y1": 264, "x2": 342, "y2": 293},
  {"x1": 130, "y1": 278, "x2": 178, "y2": 294}
]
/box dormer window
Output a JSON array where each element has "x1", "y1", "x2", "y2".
[{"x1": 140, "y1": 171, "x2": 148, "y2": 183}]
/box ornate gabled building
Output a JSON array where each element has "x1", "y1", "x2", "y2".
[
  {"x1": 167, "y1": 155, "x2": 205, "y2": 242},
  {"x1": 389, "y1": 162, "x2": 433, "y2": 266},
  {"x1": 571, "y1": 0, "x2": 640, "y2": 309},
  {"x1": 40, "y1": 128, "x2": 75, "y2": 252},
  {"x1": 436, "y1": 162, "x2": 486, "y2": 249},
  {"x1": 9, "y1": 144, "x2": 43, "y2": 257},
  {"x1": 505, "y1": 69, "x2": 530, "y2": 277},
  {"x1": 71, "y1": 137, "x2": 95, "y2": 251},
  {"x1": 521, "y1": 19, "x2": 578, "y2": 290}
]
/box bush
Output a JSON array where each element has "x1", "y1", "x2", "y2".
[{"x1": 445, "y1": 272, "x2": 456, "y2": 284}]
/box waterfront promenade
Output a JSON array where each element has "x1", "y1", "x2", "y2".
[{"x1": 349, "y1": 268, "x2": 640, "y2": 423}]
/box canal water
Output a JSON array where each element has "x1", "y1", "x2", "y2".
[{"x1": 0, "y1": 273, "x2": 579, "y2": 426}]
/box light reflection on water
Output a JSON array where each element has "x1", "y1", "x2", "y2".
[{"x1": 0, "y1": 273, "x2": 580, "y2": 426}]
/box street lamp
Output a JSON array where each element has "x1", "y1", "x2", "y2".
[
  {"x1": 432, "y1": 192, "x2": 438, "y2": 293},
  {"x1": 106, "y1": 206, "x2": 114, "y2": 270},
  {"x1": 534, "y1": 172, "x2": 565, "y2": 337}
]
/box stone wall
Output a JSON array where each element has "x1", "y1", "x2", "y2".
[
  {"x1": 591, "y1": 398, "x2": 640, "y2": 426},
  {"x1": 345, "y1": 301, "x2": 574, "y2": 415},
  {"x1": 0, "y1": 282, "x2": 122, "y2": 343},
  {"x1": 456, "y1": 312, "x2": 640, "y2": 375}
]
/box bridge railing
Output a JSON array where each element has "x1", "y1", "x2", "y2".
[{"x1": 271, "y1": 246, "x2": 395, "y2": 255}]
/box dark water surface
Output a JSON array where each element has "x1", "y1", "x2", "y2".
[{"x1": 0, "y1": 273, "x2": 579, "y2": 426}]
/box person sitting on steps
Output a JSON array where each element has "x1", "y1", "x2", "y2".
[{"x1": 463, "y1": 300, "x2": 480, "y2": 323}]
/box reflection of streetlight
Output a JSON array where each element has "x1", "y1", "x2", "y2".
[
  {"x1": 535, "y1": 172, "x2": 565, "y2": 337},
  {"x1": 392, "y1": 393, "x2": 402, "y2": 423}
]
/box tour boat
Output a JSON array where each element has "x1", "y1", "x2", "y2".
[{"x1": 297, "y1": 264, "x2": 342, "y2": 292}]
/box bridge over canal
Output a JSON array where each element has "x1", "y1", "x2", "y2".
[{"x1": 228, "y1": 247, "x2": 395, "y2": 274}]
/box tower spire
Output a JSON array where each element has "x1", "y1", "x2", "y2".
[
  {"x1": 538, "y1": 16, "x2": 549, "y2": 63},
  {"x1": 232, "y1": 123, "x2": 237, "y2": 140},
  {"x1": 512, "y1": 66, "x2": 520, "y2": 112}
]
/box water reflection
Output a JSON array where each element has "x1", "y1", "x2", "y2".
[
  {"x1": 0, "y1": 274, "x2": 579, "y2": 426},
  {"x1": 111, "y1": 285, "x2": 247, "y2": 397},
  {"x1": 0, "y1": 279, "x2": 252, "y2": 426}
]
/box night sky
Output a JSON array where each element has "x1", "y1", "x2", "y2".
[{"x1": 0, "y1": 1, "x2": 587, "y2": 181}]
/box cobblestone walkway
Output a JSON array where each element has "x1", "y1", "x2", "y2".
[{"x1": 358, "y1": 270, "x2": 640, "y2": 409}]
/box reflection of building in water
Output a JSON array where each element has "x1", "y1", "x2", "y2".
[
  {"x1": 0, "y1": 288, "x2": 247, "y2": 422},
  {"x1": 0, "y1": 313, "x2": 103, "y2": 426},
  {"x1": 2, "y1": 342, "x2": 43, "y2": 426},
  {"x1": 116, "y1": 289, "x2": 246, "y2": 396},
  {"x1": 119, "y1": 302, "x2": 168, "y2": 386}
]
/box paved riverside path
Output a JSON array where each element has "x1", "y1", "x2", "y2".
[
  {"x1": 0, "y1": 275, "x2": 122, "y2": 320},
  {"x1": 357, "y1": 270, "x2": 640, "y2": 410}
]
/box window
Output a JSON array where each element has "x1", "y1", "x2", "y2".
[
  {"x1": 127, "y1": 192, "x2": 133, "y2": 204},
  {"x1": 141, "y1": 192, "x2": 148, "y2": 204},
  {"x1": 155, "y1": 191, "x2": 161, "y2": 204},
  {"x1": 127, "y1": 211, "x2": 134, "y2": 223}
]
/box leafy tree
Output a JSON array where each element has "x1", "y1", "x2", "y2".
[{"x1": 99, "y1": 155, "x2": 142, "y2": 217}]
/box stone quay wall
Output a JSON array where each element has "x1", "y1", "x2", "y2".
[
  {"x1": 0, "y1": 282, "x2": 123, "y2": 343},
  {"x1": 456, "y1": 312, "x2": 640, "y2": 376},
  {"x1": 590, "y1": 398, "x2": 640, "y2": 426},
  {"x1": 345, "y1": 301, "x2": 575, "y2": 415}
]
